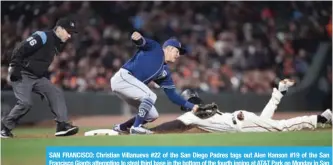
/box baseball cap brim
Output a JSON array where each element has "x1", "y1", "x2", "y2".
[{"x1": 65, "y1": 28, "x2": 78, "y2": 34}]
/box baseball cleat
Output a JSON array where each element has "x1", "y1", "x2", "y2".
[
  {"x1": 130, "y1": 125, "x2": 153, "y2": 135},
  {"x1": 113, "y1": 124, "x2": 129, "y2": 134},
  {"x1": 55, "y1": 122, "x2": 79, "y2": 136},
  {"x1": 320, "y1": 109, "x2": 332, "y2": 125},
  {"x1": 278, "y1": 79, "x2": 295, "y2": 93},
  {"x1": 0, "y1": 129, "x2": 13, "y2": 138}
]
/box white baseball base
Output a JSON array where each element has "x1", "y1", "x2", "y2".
[{"x1": 84, "y1": 129, "x2": 119, "y2": 136}]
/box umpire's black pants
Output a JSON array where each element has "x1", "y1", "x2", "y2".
[{"x1": 2, "y1": 71, "x2": 69, "y2": 130}]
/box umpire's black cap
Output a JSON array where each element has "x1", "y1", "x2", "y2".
[{"x1": 56, "y1": 17, "x2": 78, "y2": 34}]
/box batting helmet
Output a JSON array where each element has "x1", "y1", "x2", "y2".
[{"x1": 180, "y1": 89, "x2": 204, "y2": 111}]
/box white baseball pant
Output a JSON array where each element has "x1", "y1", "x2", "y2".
[
  {"x1": 110, "y1": 68, "x2": 159, "y2": 122},
  {"x1": 237, "y1": 88, "x2": 317, "y2": 132},
  {"x1": 177, "y1": 88, "x2": 317, "y2": 132}
]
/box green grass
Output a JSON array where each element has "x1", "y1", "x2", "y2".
[{"x1": 1, "y1": 128, "x2": 332, "y2": 165}]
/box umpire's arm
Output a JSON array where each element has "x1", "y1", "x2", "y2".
[{"x1": 11, "y1": 31, "x2": 47, "y2": 67}]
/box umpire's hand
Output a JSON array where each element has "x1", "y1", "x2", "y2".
[{"x1": 8, "y1": 66, "x2": 22, "y2": 82}]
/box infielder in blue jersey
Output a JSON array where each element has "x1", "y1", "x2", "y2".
[{"x1": 110, "y1": 31, "x2": 211, "y2": 134}]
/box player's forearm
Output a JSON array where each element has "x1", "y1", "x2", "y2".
[
  {"x1": 131, "y1": 31, "x2": 156, "y2": 49},
  {"x1": 132, "y1": 37, "x2": 146, "y2": 47},
  {"x1": 164, "y1": 88, "x2": 195, "y2": 110},
  {"x1": 132, "y1": 37, "x2": 159, "y2": 50}
]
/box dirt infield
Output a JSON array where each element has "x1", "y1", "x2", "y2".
[{"x1": 36, "y1": 111, "x2": 323, "y2": 128}]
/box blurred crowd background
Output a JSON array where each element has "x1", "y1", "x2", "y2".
[{"x1": 1, "y1": 1, "x2": 332, "y2": 95}]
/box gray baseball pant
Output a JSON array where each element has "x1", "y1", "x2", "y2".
[{"x1": 2, "y1": 71, "x2": 69, "y2": 130}]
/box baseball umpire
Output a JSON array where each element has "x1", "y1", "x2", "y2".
[{"x1": 1, "y1": 17, "x2": 79, "y2": 138}]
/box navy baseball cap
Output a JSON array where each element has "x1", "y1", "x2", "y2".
[{"x1": 163, "y1": 39, "x2": 187, "y2": 55}]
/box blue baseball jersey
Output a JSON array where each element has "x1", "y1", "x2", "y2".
[
  {"x1": 153, "y1": 64, "x2": 175, "y2": 89},
  {"x1": 122, "y1": 38, "x2": 165, "y2": 84},
  {"x1": 122, "y1": 37, "x2": 195, "y2": 110}
]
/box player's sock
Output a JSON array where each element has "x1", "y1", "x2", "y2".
[
  {"x1": 277, "y1": 83, "x2": 287, "y2": 95},
  {"x1": 133, "y1": 98, "x2": 154, "y2": 127},
  {"x1": 119, "y1": 117, "x2": 136, "y2": 131},
  {"x1": 119, "y1": 117, "x2": 149, "y2": 130},
  {"x1": 317, "y1": 115, "x2": 328, "y2": 123}
]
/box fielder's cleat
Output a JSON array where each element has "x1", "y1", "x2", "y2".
[
  {"x1": 130, "y1": 125, "x2": 153, "y2": 135},
  {"x1": 1, "y1": 127, "x2": 13, "y2": 138},
  {"x1": 113, "y1": 124, "x2": 129, "y2": 134},
  {"x1": 278, "y1": 79, "x2": 295, "y2": 93},
  {"x1": 55, "y1": 122, "x2": 79, "y2": 137}
]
